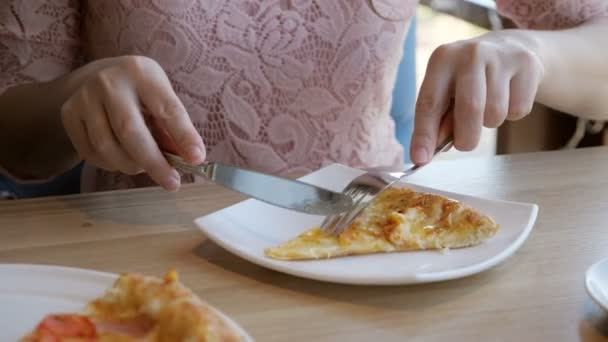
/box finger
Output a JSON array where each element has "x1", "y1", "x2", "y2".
[
  {"x1": 437, "y1": 109, "x2": 454, "y2": 147},
  {"x1": 411, "y1": 48, "x2": 454, "y2": 165},
  {"x1": 104, "y1": 87, "x2": 182, "y2": 192},
  {"x1": 484, "y1": 64, "x2": 509, "y2": 128},
  {"x1": 507, "y1": 69, "x2": 539, "y2": 121},
  {"x1": 453, "y1": 64, "x2": 485, "y2": 151},
  {"x1": 83, "y1": 103, "x2": 143, "y2": 175},
  {"x1": 61, "y1": 100, "x2": 112, "y2": 170},
  {"x1": 147, "y1": 115, "x2": 180, "y2": 155},
  {"x1": 137, "y1": 71, "x2": 205, "y2": 165}
]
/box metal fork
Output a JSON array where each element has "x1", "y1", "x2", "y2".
[{"x1": 320, "y1": 136, "x2": 454, "y2": 236}]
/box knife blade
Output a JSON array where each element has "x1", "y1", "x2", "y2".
[{"x1": 163, "y1": 153, "x2": 354, "y2": 216}]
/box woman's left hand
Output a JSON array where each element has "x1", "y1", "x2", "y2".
[{"x1": 410, "y1": 31, "x2": 544, "y2": 164}]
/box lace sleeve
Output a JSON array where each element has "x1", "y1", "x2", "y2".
[
  {"x1": 496, "y1": 0, "x2": 608, "y2": 29},
  {"x1": 0, "y1": 0, "x2": 82, "y2": 93},
  {"x1": 0, "y1": 0, "x2": 82, "y2": 181}
]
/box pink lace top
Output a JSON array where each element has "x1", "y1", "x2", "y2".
[{"x1": 1, "y1": 0, "x2": 607, "y2": 192}]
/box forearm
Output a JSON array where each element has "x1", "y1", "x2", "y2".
[
  {"x1": 509, "y1": 18, "x2": 608, "y2": 120},
  {"x1": 0, "y1": 78, "x2": 78, "y2": 181}
]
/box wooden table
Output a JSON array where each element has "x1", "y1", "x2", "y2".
[{"x1": 2, "y1": 147, "x2": 608, "y2": 341}]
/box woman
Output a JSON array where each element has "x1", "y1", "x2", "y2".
[{"x1": 0, "y1": 1, "x2": 606, "y2": 195}]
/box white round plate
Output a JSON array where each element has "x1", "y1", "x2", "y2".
[
  {"x1": 0, "y1": 264, "x2": 252, "y2": 341},
  {"x1": 586, "y1": 256, "x2": 608, "y2": 311},
  {"x1": 195, "y1": 164, "x2": 539, "y2": 286}
]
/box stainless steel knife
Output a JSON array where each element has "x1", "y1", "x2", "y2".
[{"x1": 163, "y1": 152, "x2": 354, "y2": 216}]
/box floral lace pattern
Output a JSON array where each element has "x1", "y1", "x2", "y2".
[
  {"x1": 497, "y1": 0, "x2": 608, "y2": 29},
  {"x1": 0, "y1": 0, "x2": 81, "y2": 93},
  {"x1": 84, "y1": 0, "x2": 414, "y2": 191},
  {"x1": 1, "y1": 0, "x2": 607, "y2": 192}
]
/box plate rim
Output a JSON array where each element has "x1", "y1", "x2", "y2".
[
  {"x1": 194, "y1": 164, "x2": 540, "y2": 286},
  {"x1": 0, "y1": 263, "x2": 254, "y2": 341},
  {"x1": 0, "y1": 263, "x2": 116, "y2": 281},
  {"x1": 585, "y1": 256, "x2": 608, "y2": 311}
]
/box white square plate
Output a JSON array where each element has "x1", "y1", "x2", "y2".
[{"x1": 194, "y1": 164, "x2": 538, "y2": 285}]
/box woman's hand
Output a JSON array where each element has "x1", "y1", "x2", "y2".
[
  {"x1": 60, "y1": 56, "x2": 205, "y2": 191},
  {"x1": 410, "y1": 31, "x2": 544, "y2": 164}
]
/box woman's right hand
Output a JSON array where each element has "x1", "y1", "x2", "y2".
[{"x1": 60, "y1": 55, "x2": 205, "y2": 191}]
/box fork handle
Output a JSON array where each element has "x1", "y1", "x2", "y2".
[
  {"x1": 360, "y1": 136, "x2": 453, "y2": 174},
  {"x1": 383, "y1": 135, "x2": 455, "y2": 186},
  {"x1": 404, "y1": 134, "x2": 453, "y2": 173}
]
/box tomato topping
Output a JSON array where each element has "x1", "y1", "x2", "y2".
[{"x1": 36, "y1": 314, "x2": 97, "y2": 341}]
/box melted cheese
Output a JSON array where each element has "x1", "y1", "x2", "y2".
[{"x1": 264, "y1": 187, "x2": 499, "y2": 260}]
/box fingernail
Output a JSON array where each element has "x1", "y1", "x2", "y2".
[
  {"x1": 166, "y1": 169, "x2": 181, "y2": 192},
  {"x1": 412, "y1": 147, "x2": 429, "y2": 164},
  {"x1": 189, "y1": 145, "x2": 206, "y2": 164}
]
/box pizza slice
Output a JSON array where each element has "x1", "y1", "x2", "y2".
[
  {"x1": 264, "y1": 187, "x2": 499, "y2": 260},
  {"x1": 20, "y1": 269, "x2": 243, "y2": 342}
]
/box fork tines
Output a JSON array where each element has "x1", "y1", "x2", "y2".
[{"x1": 320, "y1": 184, "x2": 372, "y2": 236}]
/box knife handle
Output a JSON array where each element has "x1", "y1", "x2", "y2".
[{"x1": 163, "y1": 152, "x2": 215, "y2": 179}]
